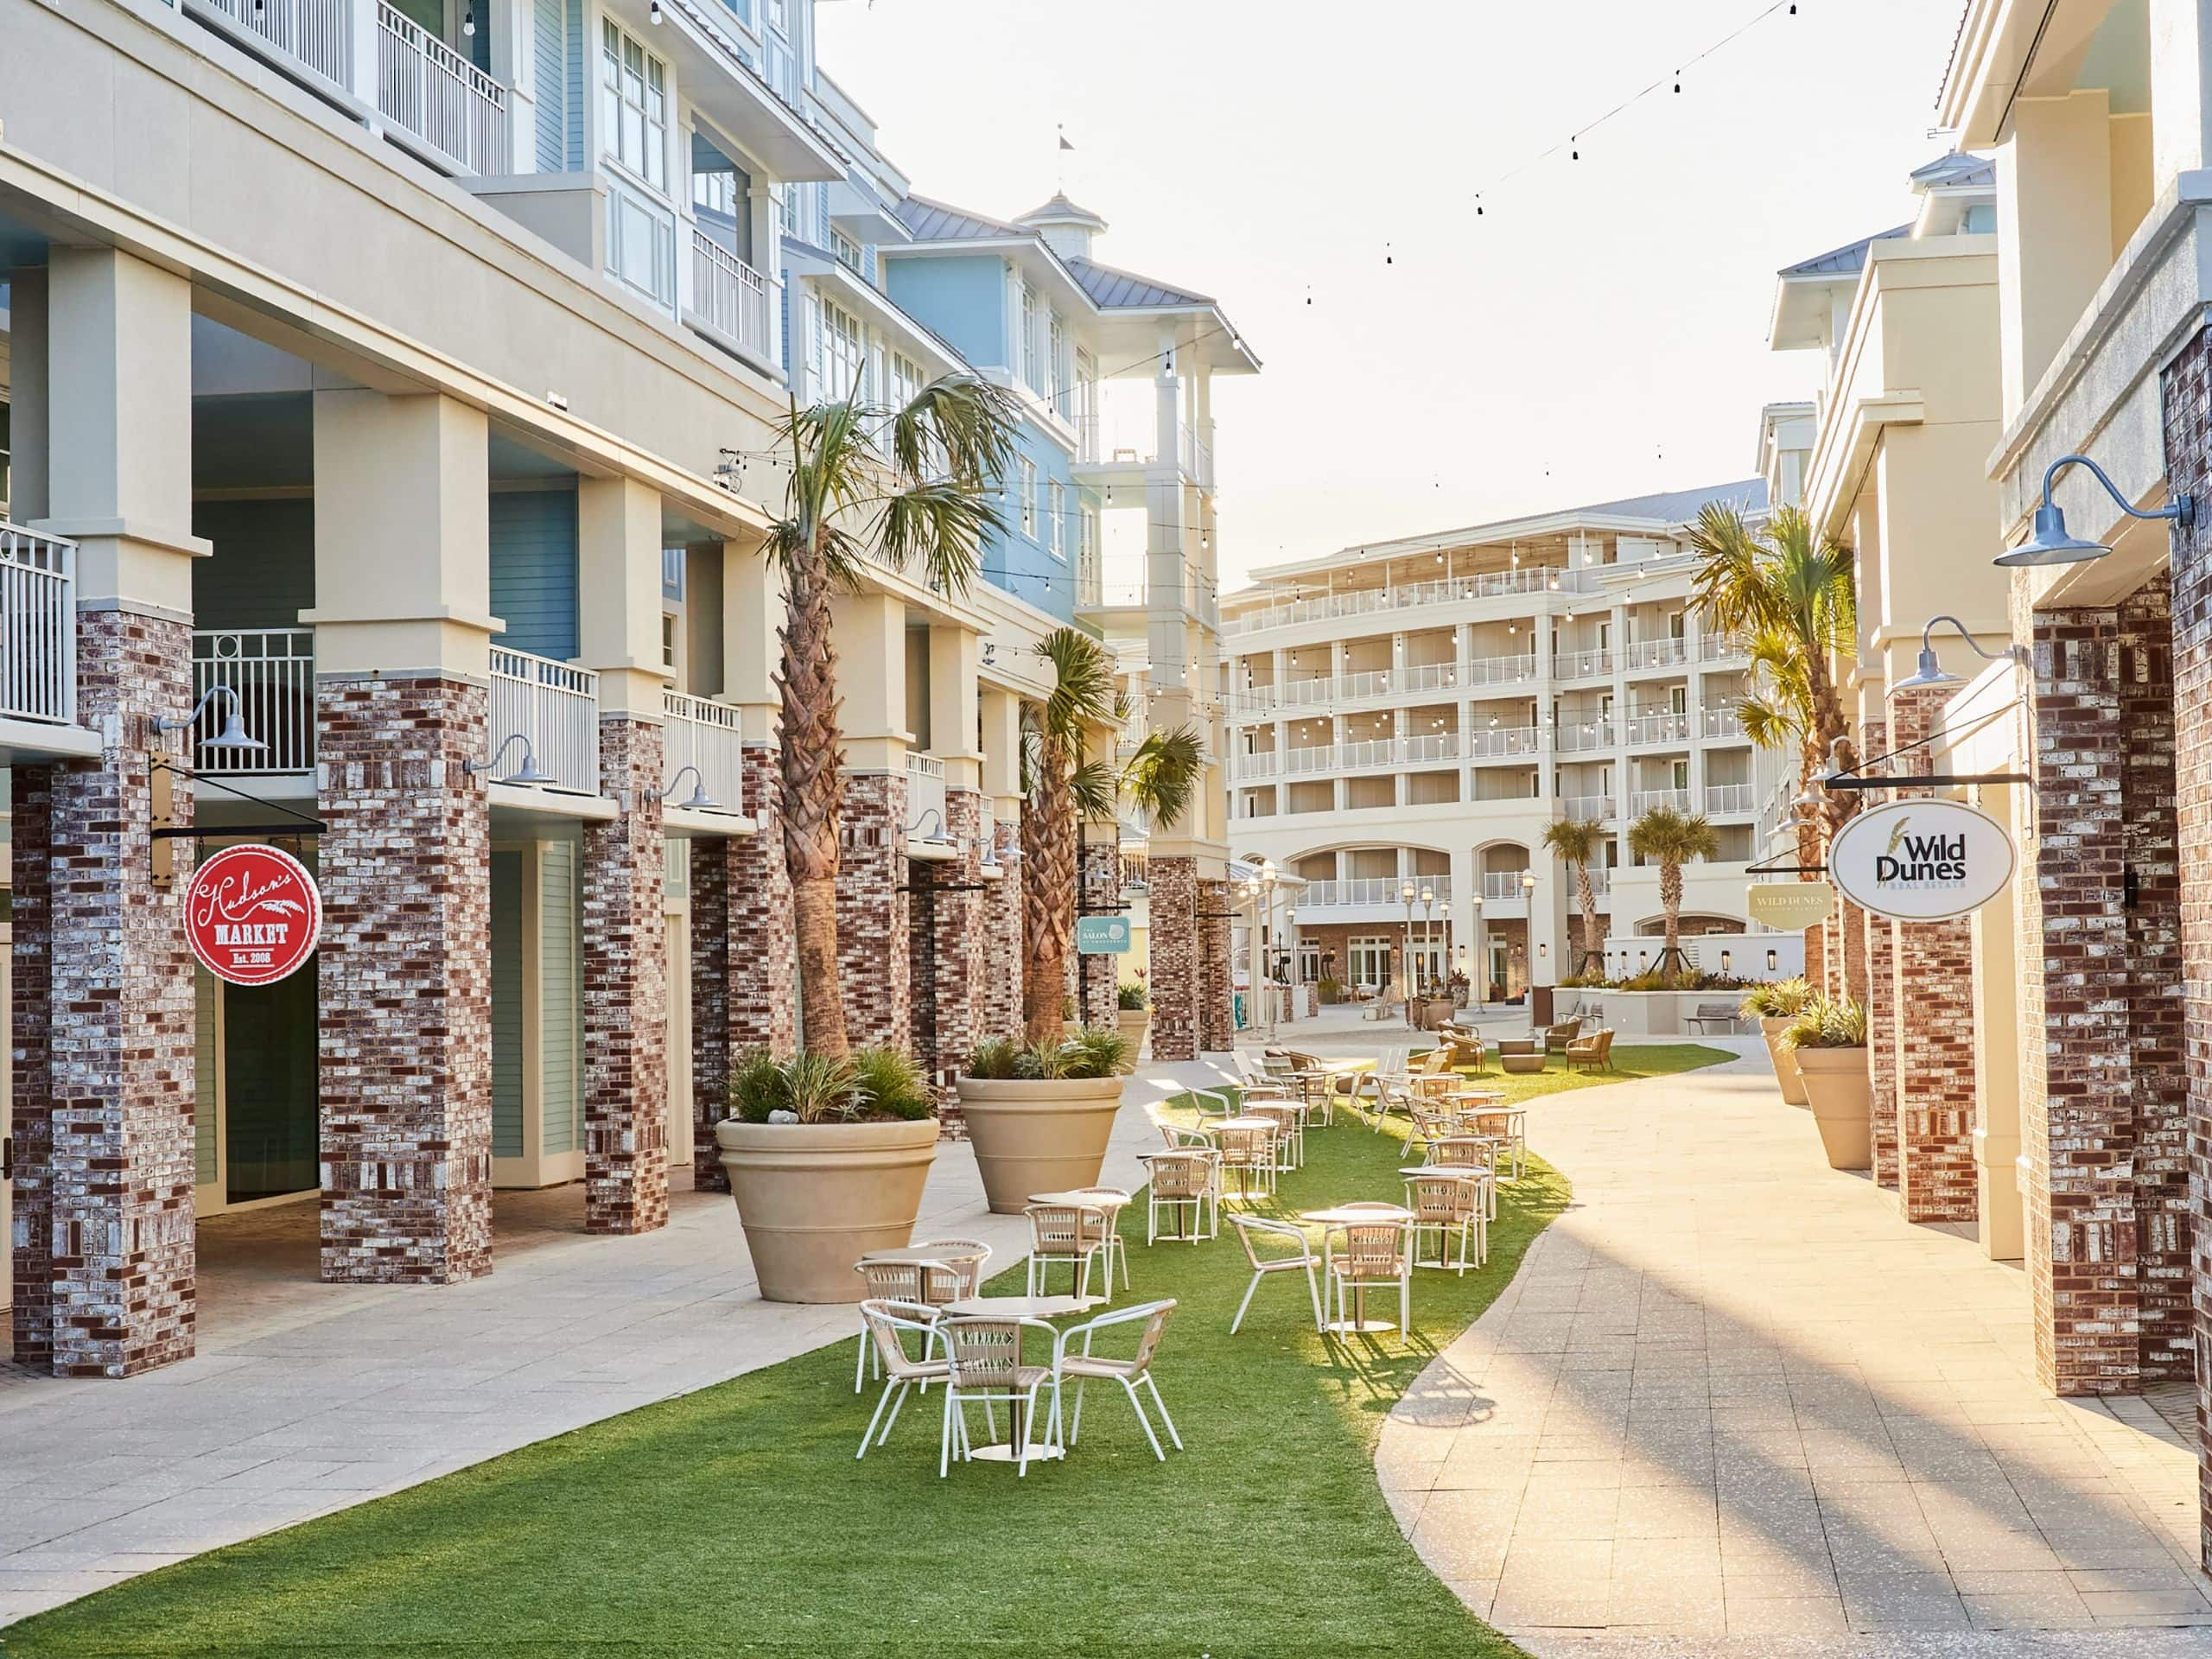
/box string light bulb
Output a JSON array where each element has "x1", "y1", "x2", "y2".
[
  {"x1": 463, "y1": 6, "x2": 474, "y2": 33},
  {"x1": 649, "y1": 0, "x2": 662, "y2": 19}
]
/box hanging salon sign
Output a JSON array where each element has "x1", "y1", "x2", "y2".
[
  {"x1": 1744, "y1": 882, "x2": 1835, "y2": 931},
  {"x1": 186, "y1": 843, "x2": 321, "y2": 987},
  {"x1": 1827, "y1": 798, "x2": 2016, "y2": 923}
]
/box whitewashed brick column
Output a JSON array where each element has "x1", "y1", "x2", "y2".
[{"x1": 581, "y1": 716, "x2": 667, "y2": 1235}]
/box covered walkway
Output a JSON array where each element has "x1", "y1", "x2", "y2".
[{"x1": 1378, "y1": 1043, "x2": 2212, "y2": 1649}]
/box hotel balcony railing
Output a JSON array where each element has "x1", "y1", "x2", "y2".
[
  {"x1": 1554, "y1": 720, "x2": 1617, "y2": 753},
  {"x1": 1222, "y1": 565, "x2": 1586, "y2": 635},
  {"x1": 1624, "y1": 637, "x2": 1688, "y2": 671},
  {"x1": 1481, "y1": 871, "x2": 1532, "y2": 900},
  {"x1": 489, "y1": 646, "x2": 601, "y2": 794},
  {"x1": 663, "y1": 691, "x2": 747, "y2": 813},
  {"x1": 193, "y1": 628, "x2": 316, "y2": 773},
  {"x1": 1119, "y1": 849, "x2": 1148, "y2": 889},
  {"x1": 904, "y1": 752, "x2": 948, "y2": 836},
  {"x1": 1302, "y1": 876, "x2": 1453, "y2": 908},
  {"x1": 1554, "y1": 646, "x2": 1612, "y2": 681},
  {"x1": 1624, "y1": 712, "x2": 1693, "y2": 747},
  {"x1": 191, "y1": 0, "x2": 352, "y2": 89},
  {"x1": 1630, "y1": 787, "x2": 1693, "y2": 816},
  {"x1": 1466, "y1": 726, "x2": 1538, "y2": 760},
  {"x1": 1559, "y1": 793, "x2": 1614, "y2": 822},
  {"x1": 1465, "y1": 652, "x2": 1539, "y2": 686},
  {"x1": 1232, "y1": 750, "x2": 1279, "y2": 780},
  {"x1": 690, "y1": 231, "x2": 778, "y2": 364},
  {"x1": 1, "y1": 521, "x2": 76, "y2": 726},
  {"x1": 1402, "y1": 733, "x2": 1461, "y2": 765},
  {"x1": 1701, "y1": 634, "x2": 1752, "y2": 664},
  {"x1": 1700, "y1": 707, "x2": 1746, "y2": 741},
  {"x1": 375, "y1": 2, "x2": 510, "y2": 176},
  {"x1": 1705, "y1": 784, "x2": 1756, "y2": 815}
]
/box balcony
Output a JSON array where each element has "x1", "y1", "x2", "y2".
[
  {"x1": 1701, "y1": 634, "x2": 1752, "y2": 664},
  {"x1": 1222, "y1": 565, "x2": 1586, "y2": 636},
  {"x1": 1466, "y1": 726, "x2": 1539, "y2": 760},
  {"x1": 1302, "y1": 876, "x2": 1453, "y2": 911},
  {"x1": 1555, "y1": 720, "x2": 1617, "y2": 753},
  {"x1": 1232, "y1": 750, "x2": 1280, "y2": 781},
  {"x1": 1558, "y1": 793, "x2": 1613, "y2": 821},
  {"x1": 489, "y1": 646, "x2": 601, "y2": 795},
  {"x1": 1630, "y1": 788, "x2": 1692, "y2": 816},
  {"x1": 1700, "y1": 708, "x2": 1747, "y2": 741},
  {"x1": 689, "y1": 232, "x2": 779, "y2": 367},
  {"x1": 1705, "y1": 784, "x2": 1756, "y2": 816},
  {"x1": 1, "y1": 522, "x2": 76, "y2": 727},
  {"x1": 375, "y1": 3, "x2": 510, "y2": 177},
  {"x1": 1624, "y1": 638, "x2": 1688, "y2": 672},
  {"x1": 1072, "y1": 417, "x2": 1214, "y2": 489},
  {"x1": 1554, "y1": 646, "x2": 1612, "y2": 681},
  {"x1": 1465, "y1": 652, "x2": 1538, "y2": 687},
  {"x1": 193, "y1": 629, "x2": 316, "y2": 774},
  {"x1": 1074, "y1": 569, "x2": 1217, "y2": 626},
  {"x1": 663, "y1": 691, "x2": 747, "y2": 814},
  {"x1": 905, "y1": 753, "x2": 949, "y2": 841},
  {"x1": 1624, "y1": 712, "x2": 1693, "y2": 748},
  {"x1": 191, "y1": 0, "x2": 350, "y2": 91},
  {"x1": 1402, "y1": 733, "x2": 1461, "y2": 766}
]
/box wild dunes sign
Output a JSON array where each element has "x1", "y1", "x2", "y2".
[{"x1": 1827, "y1": 798, "x2": 2015, "y2": 923}]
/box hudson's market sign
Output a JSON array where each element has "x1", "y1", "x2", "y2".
[
  {"x1": 1826, "y1": 798, "x2": 2015, "y2": 923},
  {"x1": 186, "y1": 843, "x2": 321, "y2": 987}
]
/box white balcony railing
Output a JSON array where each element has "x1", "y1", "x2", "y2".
[
  {"x1": 191, "y1": 0, "x2": 352, "y2": 88},
  {"x1": 1624, "y1": 637, "x2": 1688, "y2": 671},
  {"x1": 1466, "y1": 726, "x2": 1539, "y2": 759},
  {"x1": 1558, "y1": 793, "x2": 1614, "y2": 821},
  {"x1": 1233, "y1": 750, "x2": 1279, "y2": 780},
  {"x1": 691, "y1": 231, "x2": 777, "y2": 363},
  {"x1": 1624, "y1": 712, "x2": 1693, "y2": 747},
  {"x1": 1222, "y1": 565, "x2": 1588, "y2": 635},
  {"x1": 905, "y1": 752, "x2": 948, "y2": 836},
  {"x1": 1304, "y1": 876, "x2": 1453, "y2": 909},
  {"x1": 1700, "y1": 708, "x2": 1746, "y2": 741},
  {"x1": 1402, "y1": 733, "x2": 1461, "y2": 765},
  {"x1": 1339, "y1": 738, "x2": 1399, "y2": 772},
  {"x1": 1279, "y1": 676, "x2": 1332, "y2": 709},
  {"x1": 1705, "y1": 784, "x2": 1756, "y2": 815},
  {"x1": 1465, "y1": 652, "x2": 1538, "y2": 686},
  {"x1": 193, "y1": 629, "x2": 315, "y2": 773},
  {"x1": 1555, "y1": 720, "x2": 1617, "y2": 753},
  {"x1": 662, "y1": 691, "x2": 747, "y2": 813},
  {"x1": 1701, "y1": 634, "x2": 1752, "y2": 664},
  {"x1": 1284, "y1": 743, "x2": 1335, "y2": 775},
  {"x1": 489, "y1": 646, "x2": 600, "y2": 794},
  {"x1": 1, "y1": 521, "x2": 76, "y2": 726},
  {"x1": 1554, "y1": 646, "x2": 1612, "y2": 681},
  {"x1": 1481, "y1": 871, "x2": 1533, "y2": 900},
  {"x1": 1179, "y1": 422, "x2": 1214, "y2": 487},
  {"x1": 376, "y1": 3, "x2": 509, "y2": 176},
  {"x1": 1630, "y1": 788, "x2": 1693, "y2": 816}
]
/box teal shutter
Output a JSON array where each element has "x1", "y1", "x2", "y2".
[
  {"x1": 540, "y1": 842, "x2": 580, "y2": 1155},
  {"x1": 488, "y1": 489, "x2": 581, "y2": 660},
  {"x1": 491, "y1": 852, "x2": 524, "y2": 1160}
]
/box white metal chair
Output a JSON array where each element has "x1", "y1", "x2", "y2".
[
  {"x1": 1024, "y1": 1202, "x2": 1113, "y2": 1301},
  {"x1": 1048, "y1": 1300, "x2": 1182, "y2": 1460},
  {"x1": 1403, "y1": 1171, "x2": 1485, "y2": 1274},
  {"x1": 1138, "y1": 1148, "x2": 1219, "y2": 1243},
  {"x1": 854, "y1": 1298, "x2": 950, "y2": 1459},
  {"x1": 1227, "y1": 1214, "x2": 1324, "y2": 1334},
  {"x1": 1213, "y1": 1123, "x2": 1277, "y2": 1203},
  {"x1": 939, "y1": 1316, "x2": 1059, "y2": 1477},
  {"x1": 1244, "y1": 1098, "x2": 1306, "y2": 1172},
  {"x1": 1067, "y1": 1187, "x2": 1132, "y2": 1291},
  {"x1": 1460, "y1": 1108, "x2": 1525, "y2": 1181},
  {"x1": 851, "y1": 1252, "x2": 979, "y2": 1391},
  {"x1": 1323, "y1": 1215, "x2": 1415, "y2": 1333}
]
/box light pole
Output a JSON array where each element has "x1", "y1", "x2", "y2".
[
  {"x1": 1400, "y1": 879, "x2": 1417, "y2": 1027},
  {"x1": 1419, "y1": 883, "x2": 1436, "y2": 1000},
  {"x1": 1257, "y1": 859, "x2": 1280, "y2": 1041},
  {"x1": 1284, "y1": 902, "x2": 1299, "y2": 1020},
  {"x1": 1522, "y1": 869, "x2": 1541, "y2": 1001},
  {"x1": 1470, "y1": 893, "x2": 1485, "y2": 1014}
]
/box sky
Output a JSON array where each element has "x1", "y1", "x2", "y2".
[{"x1": 817, "y1": 0, "x2": 1972, "y2": 592}]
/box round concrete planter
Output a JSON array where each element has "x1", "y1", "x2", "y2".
[
  {"x1": 1760, "y1": 1016, "x2": 1809, "y2": 1107},
  {"x1": 1790, "y1": 1046, "x2": 1872, "y2": 1171},
  {"x1": 954, "y1": 1076, "x2": 1126, "y2": 1213},
  {"x1": 1115, "y1": 1011, "x2": 1150, "y2": 1073},
  {"x1": 715, "y1": 1117, "x2": 941, "y2": 1304}
]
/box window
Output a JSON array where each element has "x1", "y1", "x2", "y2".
[
  {"x1": 1046, "y1": 480, "x2": 1066, "y2": 561},
  {"x1": 606, "y1": 181, "x2": 676, "y2": 308},
  {"x1": 1046, "y1": 313, "x2": 1066, "y2": 412},
  {"x1": 1020, "y1": 282, "x2": 1039, "y2": 389},
  {"x1": 1670, "y1": 759, "x2": 1690, "y2": 791},
  {"x1": 601, "y1": 21, "x2": 667, "y2": 192},
  {"x1": 818, "y1": 297, "x2": 864, "y2": 402},
  {"x1": 889, "y1": 350, "x2": 925, "y2": 411},
  {"x1": 1079, "y1": 504, "x2": 1099, "y2": 572},
  {"x1": 1016, "y1": 455, "x2": 1038, "y2": 538},
  {"x1": 1347, "y1": 938, "x2": 1393, "y2": 994},
  {"x1": 662, "y1": 547, "x2": 687, "y2": 601},
  {"x1": 662, "y1": 612, "x2": 679, "y2": 671},
  {"x1": 831, "y1": 228, "x2": 863, "y2": 271},
  {"x1": 777, "y1": 181, "x2": 804, "y2": 239}
]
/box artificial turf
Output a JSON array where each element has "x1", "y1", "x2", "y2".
[{"x1": 8, "y1": 1045, "x2": 1728, "y2": 1659}]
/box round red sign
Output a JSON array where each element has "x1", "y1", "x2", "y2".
[{"x1": 186, "y1": 843, "x2": 321, "y2": 988}]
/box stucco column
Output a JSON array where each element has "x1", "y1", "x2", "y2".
[
  {"x1": 831, "y1": 589, "x2": 911, "y2": 1052},
  {"x1": 11, "y1": 250, "x2": 206, "y2": 1374},
  {"x1": 1885, "y1": 684, "x2": 1979, "y2": 1225},
  {"x1": 576, "y1": 476, "x2": 670, "y2": 1236},
  {"x1": 312, "y1": 388, "x2": 496, "y2": 1286},
  {"x1": 1997, "y1": 92, "x2": 2115, "y2": 420}
]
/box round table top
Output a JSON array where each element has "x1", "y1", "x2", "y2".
[
  {"x1": 1299, "y1": 1205, "x2": 1414, "y2": 1226},
  {"x1": 944, "y1": 1294, "x2": 1090, "y2": 1319},
  {"x1": 1027, "y1": 1190, "x2": 1129, "y2": 1209},
  {"x1": 1198, "y1": 1116, "x2": 1279, "y2": 1134},
  {"x1": 1400, "y1": 1166, "x2": 1492, "y2": 1180},
  {"x1": 858, "y1": 1243, "x2": 991, "y2": 1264}
]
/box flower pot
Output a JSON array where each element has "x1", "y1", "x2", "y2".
[
  {"x1": 953, "y1": 1075, "x2": 1126, "y2": 1213},
  {"x1": 715, "y1": 1117, "x2": 941, "y2": 1303},
  {"x1": 1760, "y1": 1016, "x2": 1808, "y2": 1107},
  {"x1": 1115, "y1": 1010, "x2": 1150, "y2": 1072},
  {"x1": 1791, "y1": 1046, "x2": 1872, "y2": 1171}
]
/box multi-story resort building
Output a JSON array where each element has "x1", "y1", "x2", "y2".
[
  {"x1": 1217, "y1": 483, "x2": 1796, "y2": 1005},
  {"x1": 0, "y1": 0, "x2": 1250, "y2": 1375}
]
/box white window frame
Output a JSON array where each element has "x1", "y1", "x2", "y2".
[
  {"x1": 1046, "y1": 312, "x2": 1066, "y2": 413},
  {"x1": 1016, "y1": 455, "x2": 1038, "y2": 539},
  {"x1": 1020, "y1": 282, "x2": 1039, "y2": 390},
  {"x1": 601, "y1": 20, "x2": 669, "y2": 194},
  {"x1": 818, "y1": 296, "x2": 864, "y2": 403},
  {"x1": 1046, "y1": 479, "x2": 1066, "y2": 562}
]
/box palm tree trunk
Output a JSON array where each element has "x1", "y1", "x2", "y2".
[
  {"x1": 1574, "y1": 863, "x2": 1600, "y2": 975},
  {"x1": 1021, "y1": 757, "x2": 1076, "y2": 1046},
  {"x1": 779, "y1": 542, "x2": 849, "y2": 1057},
  {"x1": 1661, "y1": 861, "x2": 1684, "y2": 987}
]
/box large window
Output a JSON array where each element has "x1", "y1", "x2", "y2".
[
  {"x1": 888, "y1": 350, "x2": 924, "y2": 412},
  {"x1": 1046, "y1": 480, "x2": 1066, "y2": 561},
  {"x1": 607, "y1": 181, "x2": 676, "y2": 308},
  {"x1": 1347, "y1": 938, "x2": 1393, "y2": 995},
  {"x1": 601, "y1": 22, "x2": 668, "y2": 192},
  {"x1": 1079, "y1": 503, "x2": 1099, "y2": 571},
  {"x1": 817, "y1": 297, "x2": 864, "y2": 403},
  {"x1": 1016, "y1": 455, "x2": 1038, "y2": 538},
  {"x1": 1020, "y1": 282, "x2": 1039, "y2": 390},
  {"x1": 1046, "y1": 313, "x2": 1066, "y2": 412}
]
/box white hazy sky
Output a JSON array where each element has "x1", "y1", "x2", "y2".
[{"x1": 817, "y1": 0, "x2": 1969, "y2": 591}]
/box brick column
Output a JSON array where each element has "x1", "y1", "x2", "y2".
[
  {"x1": 1198, "y1": 876, "x2": 1234, "y2": 1052},
  {"x1": 1851, "y1": 718, "x2": 1899, "y2": 1190},
  {"x1": 733, "y1": 745, "x2": 798, "y2": 1055},
  {"x1": 1077, "y1": 834, "x2": 1122, "y2": 1029},
  {"x1": 581, "y1": 717, "x2": 667, "y2": 1236},
  {"x1": 2121, "y1": 580, "x2": 2190, "y2": 1377},
  {"x1": 689, "y1": 837, "x2": 734, "y2": 1191},
  {"x1": 1886, "y1": 684, "x2": 1979, "y2": 1224},
  {"x1": 837, "y1": 771, "x2": 909, "y2": 1052},
  {"x1": 9, "y1": 766, "x2": 55, "y2": 1366},
  {"x1": 978, "y1": 811, "x2": 1024, "y2": 1045},
  {"x1": 1149, "y1": 855, "x2": 1199, "y2": 1061},
  {"x1": 318, "y1": 676, "x2": 493, "y2": 1286},
  {"x1": 910, "y1": 790, "x2": 982, "y2": 1093}
]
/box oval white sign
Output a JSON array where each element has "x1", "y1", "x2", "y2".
[{"x1": 1827, "y1": 798, "x2": 2015, "y2": 923}]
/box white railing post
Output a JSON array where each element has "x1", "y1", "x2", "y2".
[
  {"x1": 192, "y1": 628, "x2": 318, "y2": 772},
  {"x1": 0, "y1": 521, "x2": 77, "y2": 726}
]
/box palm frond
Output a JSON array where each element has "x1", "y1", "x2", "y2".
[
  {"x1": 1068, "y1": 757, "x2": 1118, "y2": 823},
  {"x1": 1033, "y1": 628, "x2": 1117, "y2": 747},
  {"x1": 891, "y1": 374, "x2": 1019, "y2": 489},
  {"x1": 1118, "y1": 725, "x2": 1204, "y2": 832},
  {"x1": 1540, "y1": 817, "x2": 1603, "y2": 864},
  {"x1": 878, "y1": 479, "x2": 1001, "y2": 597}
]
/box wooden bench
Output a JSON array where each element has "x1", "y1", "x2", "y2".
[{"x1": 1685, "y1": 1003, "x2": 1741, "y2": 1034}]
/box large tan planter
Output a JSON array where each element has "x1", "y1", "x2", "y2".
[
  {"x1": 1760, "y1": 1016, "x2": 1808, "y2": 1106},
  {"x1": 715, "y1": 1118, "x2": 940, "y2": 1304},
  {"x1": 955, "y1": 1076, "x2": 1125, "y2": 1213},
  {"x1": 1791, "y1": 1046, "x2": 1872, "y2": 1171},
  {"x1": 1115, "y1": 1010, "x2": 1150, "y2": 1072}
]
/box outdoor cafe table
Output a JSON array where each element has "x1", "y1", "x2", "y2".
[
  {"x1": 858, "y1": 1243, "x2": 993, "y2": 1266},
  {"x1": 942, "y1": 1294, "x2": 1090, "y2": 1462},
  {"x1": 1299, "y1": 1205, "x2": 1414, "y2": 1335},
  {"x1": 1196, "y1": 1115, "x2": 1279, "y2": 1135}
]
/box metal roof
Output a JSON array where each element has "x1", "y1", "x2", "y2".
[
  {"x1": 894, "y1": 194, "x2": 1030, "y2": 242},
  {"x1": 1064, "y1": 257, "x2": 1213, "y2": 310},
  {"x1": 1778, "y1": 225, "x2": 1911, "y2": 278}
]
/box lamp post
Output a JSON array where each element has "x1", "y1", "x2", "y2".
[
  {"x1": 1470, "y1": 893, "x2": 1485, "y2": 1014},
  {"x1": 1257, "y1": 859, "x2": 1280, "y2": 1040},
  {"x1": 1400, "y1": 879, "x2": 1417, "y2": 1027},
  {"x1": 1522, "y1": 869, "x2": 1541, "y2": 1000},
  {"x1": 1419, "y1": 883, "x2": 1436, "y2": 1001}
]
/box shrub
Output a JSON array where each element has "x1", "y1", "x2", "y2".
[
  {"x1": 1317, "y1": 976, "x2": 1344, "y2": 1004},
  {"x1": 1739, "y1": 976, "x2": 1814, "y2": 1020},
  {"x1": 966, "y1": 1027, "x2": 1130, "y2": 1081},
  {"x1": 728, "y1": 1047, "x2": 936, "y2": 1124},
  {"x1": 1781, "y1": 992, "x2": 1867, "y2": 1050},
  {"x1": 1117, "y1": 980, "x2": 1149, "y2": 1011}
]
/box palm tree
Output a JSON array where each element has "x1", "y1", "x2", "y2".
[
  {"x1": 1626, "y1": 805, "x2": 1721, "y2": 988},
  {"x1": 1020, "y1": 629, "x2": 1205, "y2": 1046},
  {"x1": 768, "y1": 374, "x2": 1017, "y2": 1058},
  {"x1": 1540, "y1": 817, "x2": 1607, "y2": 978}
]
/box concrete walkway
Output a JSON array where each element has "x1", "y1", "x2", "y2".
[
  {"x1": 0, "y1": 1057, "x2": 1234, "y2": 1626},
  {"x1": 1377, "y1": 1042, "x2": 2212, "y2": 1655}
]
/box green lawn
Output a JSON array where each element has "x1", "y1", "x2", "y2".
[{"x1": 10, "y1": 1046, "x2": 1727, "y2": 1659}]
